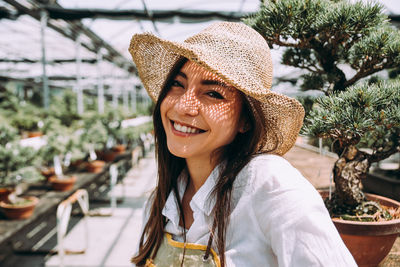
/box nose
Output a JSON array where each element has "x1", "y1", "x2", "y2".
[{"x1": 175, "y1": 89, "x2": 200, "y2": 116}]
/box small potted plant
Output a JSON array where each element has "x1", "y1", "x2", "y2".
[
  {"x1": 0, "y1": 142, "x2": 43, "y2": 219},
  {"x1": 39, "y1": 132, "x2": 76, "y2": 191},
  {"x1": 0, "y1": 124, "x2": 18, "y2": 201},
  {"x1": 81, "y1": 120, "x2": 108, "y2": 173},
  {"x1": 100, "y1": 110, "x2": 127, "y2": 161},
  {"x1": 11, "y1": 110, "x2": 43, "y2": 138}
]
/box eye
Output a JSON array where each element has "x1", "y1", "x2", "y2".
[
  {"x1": 171, "y1": 80, "x2": 184, "y2": 88},
  {"x1": 206, "y1": 91, "x2": 224, "y2": 99}
]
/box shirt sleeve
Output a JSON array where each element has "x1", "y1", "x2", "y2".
[{"x1": 250, "y1": 156, "x2": 357, "y2": 267}]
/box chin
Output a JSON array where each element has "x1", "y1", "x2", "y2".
[{"x1": 166, "y1": 143, "x2": 189, "y2": 159}]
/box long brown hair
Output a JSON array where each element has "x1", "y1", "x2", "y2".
[{"x1": 132, "y1": 58, "x2": 279, "y2": 266}]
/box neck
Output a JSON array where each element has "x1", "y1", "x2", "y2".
[{"x1": 185, "y1": 155, "x2": 217, "y2": 192}]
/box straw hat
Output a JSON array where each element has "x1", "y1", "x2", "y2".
[{"x1": 129, "y1": 22, "x2": 304, "y2": 156}]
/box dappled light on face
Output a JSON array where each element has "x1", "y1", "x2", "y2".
[{"x1": 160, "y1": 61, "x2": 244, "y2": 163}]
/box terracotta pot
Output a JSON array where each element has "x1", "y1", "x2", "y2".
[
  {"x1": 320, "y1": 191, "x2": 400, "y2": 267},
  {"x1": 0, "y1": 187, "x2": 13, "y2": 202},
  {"x1": 48, "y1": 175, "x2": 77, "y2": 191},
  {"x1": 27, "y1": 131, "x2": 42, "y2": 138},
  {"x1": 0, "y1": 196, "x2": 39, "y2": 220},
  {"x1": 70, "y1": 159, "x2": 84, "y2": 169},
  {"x1": 85, "y1": 160, "x2": 105, "y2": 173},
  {"x1": 112, "y1": 144, "x2": 126, "y2": 154},
  {"x1": 102, "y1": 151, "x2": 116, "y2": 162},
  {"x1": 41, "y1": 167, "x2": 55, "y2": 180}
]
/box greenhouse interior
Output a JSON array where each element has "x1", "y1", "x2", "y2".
[{"x1": 0, "y1": 0, "x2": 400, "y2": 266}]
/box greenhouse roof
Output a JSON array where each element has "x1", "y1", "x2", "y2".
[{"x1": 0, "y1": 0, "x2": 399, "y2": 97}]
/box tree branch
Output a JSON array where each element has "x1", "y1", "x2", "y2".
[{"x1": 369, "y1": 146, "x2": 400, "y2": 163}]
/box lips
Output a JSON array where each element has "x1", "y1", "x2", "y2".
[{"x1": 170, "y1": 120, "x2": 206, "y2": 135}]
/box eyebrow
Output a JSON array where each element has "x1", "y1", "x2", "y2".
[{"x1": 177, "y1": 71, "x2": 234, "y2": 91}]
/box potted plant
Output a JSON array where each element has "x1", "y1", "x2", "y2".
[
  {"x1": 10, "y1": 108, "x2": 44, "y2": 138},
  {"x1": 81, "y1": 120, "x2": 108, "y2": 173},
  {"x1": 246, "y1": 0, "x2": 400, "y2": 265},
  {"x1": 101, "y1": 110, "x2": 127, "y2": 161},
  {"x1": 0, "y1": 141, "x2": 43, "y2": 220},
  {"x1": 38, "y1": 131, "x2": 76, "y2": 191},
  {"x1": 0, "y1": 123, "x2": 18, "y2": 201}
]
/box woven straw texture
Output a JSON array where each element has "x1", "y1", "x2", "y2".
[{"x1": 129, "y1": 22, "x2": 305, "y2": 156}]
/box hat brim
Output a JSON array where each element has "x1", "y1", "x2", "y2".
[{"x1": 129, "y1": 33, "x2": 304, "y2": 155}]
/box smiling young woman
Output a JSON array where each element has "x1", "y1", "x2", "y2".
[{"x1": 129, "y1": 22, "x2": 357, "y2": 267}]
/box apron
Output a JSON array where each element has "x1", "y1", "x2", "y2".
[{"x1": 145, "y1": 233, "x2": 221, "y2": 267}]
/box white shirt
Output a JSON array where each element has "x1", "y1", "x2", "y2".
[{"x1": 144, "y1": 154, "x2": 357, "y2": 267}]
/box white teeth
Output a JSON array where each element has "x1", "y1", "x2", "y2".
[{"x1": 173, "y1": 122, "x2": 200, "y2": 134}]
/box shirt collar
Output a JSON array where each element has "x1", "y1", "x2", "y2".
[{"x1": 161, "y1": 163, "x2": 223, "y2": 226}]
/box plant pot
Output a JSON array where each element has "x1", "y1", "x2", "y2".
[
  {"x1": 27, "y1": 131, "x2": 42, "y2": 138},
  {"x1": 40, "y1": 167, "x2": 55, "y2": 180},
  {"x1": 102, "y1": 151, "x2": 117, "y2": 162},
  {"x1": 85, "y1": 160, "x2": 105, "y2": 173},
  {"x1": 362, "y1": 171, "x2": 400, "y2": 202},
  {"x1": 0, "y1": 196, "x2": 39, "y2": 220},
  {"x1": 0, "y1": 187, "x2": 13, "y2": 202},
  {"x1": 320, "y1": 191, "x2": 400, "y2": 267},
  {"x1": 48, "y1": 175, "x2": 77, "y2": 191},
  {"x1": 70, "y1": 159, "x2": 84, "y2": 169},
  {"x1": 112, "y1": 144, "x2": 126, "y2": 154}
]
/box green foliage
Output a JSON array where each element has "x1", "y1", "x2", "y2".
[
  {"x1": 0, "y1": 142, "x2": 38, "y2": 184},
  {"x1": 6, "y1": 166, "x2": 44, "y2": 185},
  {"x1": 123, "y1": 121, "x2": 153, "y2": 146},
  {"x1": 81, "y1": 119, "x2": 108, "y2": 152},
  {"x1": 303, "y1": 79, "x2": 400, "y2": 160},
  {"x1": 46, "y1": 90, "x2": 82, "y2": 127},
  {"x1": 0, "y1": 123, "x2": 18, "y2": 146},
  {"x1": 38, "y1": 126, "x2": 69, "y2": 166},
  {"x1": 245, "y1": 0, "x2": 400, "y2": 93}
]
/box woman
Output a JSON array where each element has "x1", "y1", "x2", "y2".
[{"x1": 129, "y1": 22, "x2": 356, "y2": 266}]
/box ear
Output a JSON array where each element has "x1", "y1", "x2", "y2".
[{"x1": 238, "y1": 115, "x2": 250, "y2": 133}]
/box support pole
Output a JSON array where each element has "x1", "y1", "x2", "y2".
[
  {"x1": 75, "y1": 35, "x2": 83, "y2": 115},
  {"x1": 112, "y1": 86, "x2": 118, "y2": 108},
  {"x1": 123, "y1": 85, "x2": 129, "y2": 111},
  {"x1": 97, "y1": 50, "x2": 105, "y2": 114},
  {"x1": 40, "y1": 10, "x2": 49, "y2": 109},
  {"x1": 130, "y1": 88, "x2": 136, "y2": 114}
]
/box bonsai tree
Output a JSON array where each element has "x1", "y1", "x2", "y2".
[
  {"x1": 38, "y1": 130, "x2": 68, "y2": 168},
  {"x1": 81, "y1": 119, "x2": 108, "y2": 155},
  {"x1": 0, "y1": 141, "x2": 41, "y2": 186},
  {"x1": 245, "y1": 0, "x2": 400, "y2": 219},
  {"x1": 304, "y1": 80, "x2": 400, "y2": 218},
  {"x1": 100, "y1": 110, "x2": 125, "y2": 147}
]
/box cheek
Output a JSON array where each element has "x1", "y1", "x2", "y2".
[
  {"x1": 205, "y1": 101, "x2": 242, "y2": 129},
  {"x1": 160, "y1": 97, "x2": 172, "y2": 128}
]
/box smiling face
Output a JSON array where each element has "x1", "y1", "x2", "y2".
[{"x1": 160, "y1": 60, "x2": 246, "y2": 166}]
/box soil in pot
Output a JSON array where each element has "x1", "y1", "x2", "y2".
[
  {"x1": 0, "y1": 196, "x2": 39, "y2": 220},
  {"x1": 321, "y1": 191, "x2": 400, "y2": 267},
  {"x1": 48, "y1": 175, "x2": 77, "y2": 191},
  {"x1": 85, "y1": 160, "x2": 105, "y2": 173}
]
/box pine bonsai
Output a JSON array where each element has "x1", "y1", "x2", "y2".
[{"x1": 245, "y1": 0, "x2": 400, "y2": 220}]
